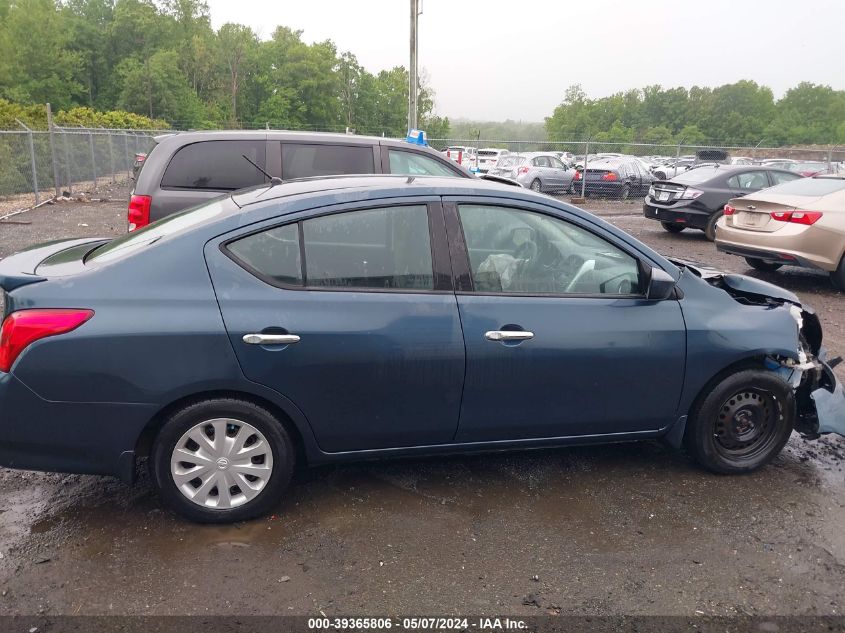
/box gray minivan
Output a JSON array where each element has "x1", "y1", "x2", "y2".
[{"x1": 129, "y1": 131, "x2": 473, "y2": 229}]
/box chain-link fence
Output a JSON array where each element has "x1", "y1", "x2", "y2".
[
  {"x1": 0, "y1": 124, "x2": 169, "y2": 209},
  {"x1": 430, "y1": 138, "x2": 844, "y2": 168}
]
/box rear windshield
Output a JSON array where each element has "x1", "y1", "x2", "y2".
[
  {"x1": 498, "y1": 156, "x2": 525, "y2": 167},
  {"x1": 669, "y1": 167, "x2": 722, "y2": 184},
  {"x1": 88, "y1": 200, "x2": 226, "y2": 264},
  {"x1": 761, "y1": 177, "x2": 845, "y2": 196}
]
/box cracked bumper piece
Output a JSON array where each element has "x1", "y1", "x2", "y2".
[{"x1": 810, "y1": 370, "x2": 845, "y2": 437}]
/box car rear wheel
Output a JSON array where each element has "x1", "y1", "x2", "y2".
[
  {"x1": 684, "y1": 369, "x2": 794, "y2": 474},
  {"x1": 530, "y1": 179, "x2": 542, "y2": 193},
  {"x1": 745, "y1": 257, "x2": 783, "y2": 272},
  {"x1": 704, "y1": 210, "x2": 723, "y2": 242},
  {"x1": 830, "y1": 255, "x2": 845, "y2": 290},
  {"x1": 660, "y1": 222, "x2": 685, "y2": 234},
  {"x1": 150, "y1": 399, "x2": 294, "y2": 523}
]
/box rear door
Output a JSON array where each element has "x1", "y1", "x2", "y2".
[
  {"x1": 279, "y1": 142, "x2": 378, "y2": 179},
  {"x1": 205, "y1": 198, "x2": 465, "y2": 453}
]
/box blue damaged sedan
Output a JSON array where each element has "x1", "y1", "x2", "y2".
[{"x1": 0, "y1": 176, "x2": 843, "y2": 523}]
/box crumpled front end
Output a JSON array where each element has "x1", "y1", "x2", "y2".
[
  {"x1": 709, "y1": 271, "x2": 845, "y2": 439},
  {"x1": 672, "y1": 258, "x2": 845, "y2": 440}
]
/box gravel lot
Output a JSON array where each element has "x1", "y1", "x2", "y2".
[{"x1": 0, "y1": 182, "x2": 843, "y2": 617}]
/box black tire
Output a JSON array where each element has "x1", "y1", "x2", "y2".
[
  {"x1": 704, "y1": 210, "x2": 723, "y2": 242},
  {"x1": 661, "y1": 222, "x2": 685, "y2": 234},
  {"x1": 829, "y1": 255, "x2": 845, "y2": 290},
  {"x1": 150, "y1": 398, "x2": 295, "y2": 523},
  {"x1": 530, "y1": 179, "x2": 542, "y2": 193},
  {"x1": 619, "y1": 184, "x2": 630, "y2": 201},
  {"x1": 745, "y1": 257, "x2": 782, "y2": 272},
  {"x1": 684, "y1": 369, "x2": 795, "y2": 474}
]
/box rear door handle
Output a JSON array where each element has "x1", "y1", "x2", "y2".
[
  {"x1": 243, "y1": 333, "x2": 301, "y2": 345},
  {"x1": 485, "y1": 330, "x2": 534, "y2": 342}
]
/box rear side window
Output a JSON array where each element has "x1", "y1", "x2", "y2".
[
  {"x1": 160, "y1": 140, "x2": 266, "y2": 191},
  {"x1": 282, "y1": 144, "x2": 374, "y2": 180},
  {"x1": 226, "y1": 224, "x2": 302, "y2": 286},
  {"x1": 727, "y1": 171, "x2": 769, "y2": 190},
  {"x1": 388, "y1": 149, "x2": 460, "y2": 177}
]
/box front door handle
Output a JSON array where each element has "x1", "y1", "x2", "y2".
[
  {"x1": 485, "y1": 330, "x2": 534, "y2": 342},
  {"x1": 243, "y1": 333, "x2": 301, "y2": 345}
]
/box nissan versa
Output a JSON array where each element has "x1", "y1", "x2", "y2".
[{"x1": 0, "y1": 176, "x2": 843, "y2": 523}]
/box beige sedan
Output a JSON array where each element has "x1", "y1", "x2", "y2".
[{"x1": 715, "y1": 175, "x2": 845, "y2": 288}]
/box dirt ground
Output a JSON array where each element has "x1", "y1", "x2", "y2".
[{"x1": 0, "y1": 183, "x2": 843, "y2": 618}]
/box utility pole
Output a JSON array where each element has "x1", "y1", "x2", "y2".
[{"x1": 408, "y1": 0, "x2": 419, "y2": 132}]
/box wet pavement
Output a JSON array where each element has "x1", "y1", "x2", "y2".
[{"x1": 0, "y1": 186, "x2": 843, "y2": 616}]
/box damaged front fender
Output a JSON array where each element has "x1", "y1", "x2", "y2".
[{"x1": 672, "y1": 258, "x2": 844, "y2": 440}]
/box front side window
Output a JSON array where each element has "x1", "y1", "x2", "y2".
[
  {"x1": 388, "y1": 150, "x2": 460, "y2": 177},
  {"x1": 160, "y1": 140, "x2": 266, "y2": 191},
  {"x1": 303, "y1": 205, "x2": 433, "y2": 290},
  {"x1": 728, "y1": 171, "x2": 769, "y2": 190},
  {"x1": 282, "y1": 143, "x2": 375, "y2": 180},
  {"x1": 458, "y1": 204, "x2": 641, "y2": 295}
]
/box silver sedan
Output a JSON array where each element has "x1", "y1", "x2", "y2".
[{"x1": 488, "y1": 153, "x2": 575, "y2": 193}]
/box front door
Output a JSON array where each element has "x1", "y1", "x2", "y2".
[
  {"x1": 445, "y1": 199, "x2": 687, "y2": 442},
  {"x1": 205, "y1": 201, "x2": 465, "y2": 453}
]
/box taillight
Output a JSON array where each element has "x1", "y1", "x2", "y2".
[
  {"x1": 601, "y1": 172, "x2": 618, "y2": 181},
  {"x1": 128, "y1": 194, "x2": 151, "y2": 231},
  {"x1": 518, "y1": 166, "x2": 530, "y2": 175},
  {"x1": 770, "y1": 210, "x2": 823, "y2": 225},
  {"x1": 573, "y1": 171, "x2": 582, "y2": 181},
  {"x1": 134, "y1": 153, "x2": 147, "y2": 163},
  {"x1": 724, "y1": 204, "x2": 736, "y2": 216},
  {"x1": 0, "y1": 309, "x2": 94, "y2": 373}
]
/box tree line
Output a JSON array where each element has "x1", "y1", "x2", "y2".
[
  {"x1": 546, "y1": 82, "x2": 845, "y2": 146},
  {"x1": 0, "y1": 0, "x2": 449, "y2": 136}
]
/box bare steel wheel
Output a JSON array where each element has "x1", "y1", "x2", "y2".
[
  {"x1": 170, "y1": 418, "x2": 274, "y2": 510},
  {"x1": 713, "y1": 389, "x2": 781, "y2": 462},
  {"x1": 151, "y1": 399, "x2": 294, "y2": 523},
  {"x1": 685, "y1": 369, "x2": 794, "y2": 474}
]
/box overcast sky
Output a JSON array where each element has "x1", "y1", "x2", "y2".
[{"x1": 208, "y1": 0, "x2": 845, "y2": 122}]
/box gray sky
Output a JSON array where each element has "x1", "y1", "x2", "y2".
[{"x1": 208, "y1": 0, "x2": 845, "y2": 122}]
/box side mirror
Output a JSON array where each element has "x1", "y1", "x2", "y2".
[{"x1": 646, "y1": 267, "x2": 677, "y2": 301}]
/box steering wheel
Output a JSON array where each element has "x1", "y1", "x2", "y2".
[{"x1": 564, "y1": 259, "x2": 596, "y2": 293}]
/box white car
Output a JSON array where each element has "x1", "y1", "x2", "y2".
[{"x1": 476, "y1": 148, "x2": 510, "y2": 173}]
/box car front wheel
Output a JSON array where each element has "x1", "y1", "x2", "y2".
[
  {"x1": 704, "y1": 210, "x2": 723, "y2": 242},
  {"x1": 150, "y1": 398, "x2": 294, "y2": 523},
  {"x1": 684, "y1": 369, "x2": 794, "y2": 474}
]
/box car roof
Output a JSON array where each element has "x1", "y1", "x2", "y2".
[
  {"x1": 231, "y1": 175, "x2": 524, "y2": 210},
  {"x1": 152, "y1": 129, "x2": 432, "y2": 151}
]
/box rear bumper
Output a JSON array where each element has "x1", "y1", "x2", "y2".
[
  {"x1": 577, "y1": 181, "x2": 625, "y2": 197},
  {"x1": 642, "y1": 202, "x2": 711, "y2": 230},
  {"x1": 715, "y1": 221, "x2": 839, "y2": 272},
  {"x1": 0, "y1": 372, "x2": 155, "y2": 482}
]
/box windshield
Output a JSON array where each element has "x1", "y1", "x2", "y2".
[{"x1": 88, "y1": 200, "x2": 226, "y2": 263}]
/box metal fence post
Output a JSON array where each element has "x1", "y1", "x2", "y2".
[
  {"x1": 61, "y1": 127, "x2": 72, "y2": 195},
  {"x1": 674, "y1": 141, "x2": 682, "y2": 178},
  {"x1": 89, "y1": 129, "x2": 97, "y2": 190},
  {"x1": 103, "y1": 127, "x2": 116, "y2": 184},
  {"x1": 580, "y1": 139, "x2": 589, "y2": 198},
  {"x1": 46, "y1": 103, "x2": 61, "y2": 198},
  {"x1": 123, "y1": 132, "x2": 131, "y2": 177},
  {"x1": 15, "y1": 118, "x2": 40, "y2": 206}
]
